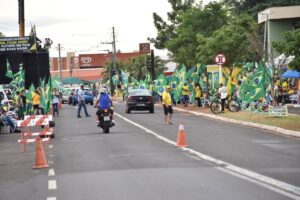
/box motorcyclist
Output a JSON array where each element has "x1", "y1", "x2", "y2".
[{"x1": 95, "y1": 88, "x2": 115, "y2": 126}]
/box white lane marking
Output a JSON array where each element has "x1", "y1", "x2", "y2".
[
  {"x1": 115, "y1": 112, "x2": 300, "y2": 198},
  {"x1": 48, "y1": 168, "x2": 55, "y2": 176},
  {"x1": 216, "y1": 167, "x2": 300, "y2": 200},
  {"x1": 47, "y1": 197, "x2": 56, "y2": 200},
  {"x1": 49, "y1": 144, "x2": 53, "y2": 149},
  {"x1": 48, "y1": 180, "x2": 57, "y2": 190}
]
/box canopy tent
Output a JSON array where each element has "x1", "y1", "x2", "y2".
[
  {"x1": 281, "y1": 70, "x2": 300, "y2": 79},
  {"x1": 62, "y1": 77, "x2": 90, "y2": 85}
]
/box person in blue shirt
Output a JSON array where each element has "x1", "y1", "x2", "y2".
[{"x1": 95, "y1": 88, "x2": 115, "y2": 125}]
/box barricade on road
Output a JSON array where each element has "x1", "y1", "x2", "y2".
[{"x1": 17, "y1": 115, "x2": 54, "y2": 152}]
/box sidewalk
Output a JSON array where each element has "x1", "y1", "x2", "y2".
[{"x1": 171, "y1": 104, "x2": 300, "y2": 138}]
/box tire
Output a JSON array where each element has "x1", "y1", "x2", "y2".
[
  {"x1": 49, "y1": 121, "x2": 55, "y2": 127},
  {"x1": 149, "y1": 107, "x2": 154, "y2": 113},
  {"x1": 228, "y1": 99, "x2": 240, "y2": 112},
  {"x1": 103, "y1": 126, "x2": 110, "y2": 134},
  {"x1": 210, "y1": 101, "x2": 222, "y2": 114},
  {"x1": 126, "y1": 107, "x2": 131, "y2": 113},
  {"x1": 90, "y1": 102, "x2": 93, "y2": 105}
]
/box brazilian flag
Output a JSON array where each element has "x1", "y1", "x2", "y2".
[{"x1": 5, "y1": 59, "x2": 14, "y2": 79}]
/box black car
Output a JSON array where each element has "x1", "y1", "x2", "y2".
[{"x1": 126, "y1": 89, "x2": 154, "y2": 113}]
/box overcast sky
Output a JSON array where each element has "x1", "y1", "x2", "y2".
[{"x1": 0, "y1": 0, "x2": 211, "y2": 57}]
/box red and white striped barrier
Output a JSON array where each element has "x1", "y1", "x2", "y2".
[
  {"x1": 17, "y1": 115, "x2": 54, "y2": 152},
  {"x1": 18, "y1": 137, "x2": 50, "y2": 144},
  {"x1": 17, "y1": 115, "x2": 53, "y2": 127},
  {"x1": 23, "y1": 131, "x2": 53, "y2": 137}
]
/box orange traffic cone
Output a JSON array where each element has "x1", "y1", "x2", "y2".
[
  {"x1": 59, "y1": 99, "x2": 62, "y2": 110},
  {"x1": 176, "y1": 122, "x2": 188, "y2": 147},
  {"x1": 33, "y1": 137, "x2": 49, "y2": 169}
]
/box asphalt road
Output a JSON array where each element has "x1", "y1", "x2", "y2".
[{"x1": 0, "y1": 102, "x2": 300, "y2": 200}]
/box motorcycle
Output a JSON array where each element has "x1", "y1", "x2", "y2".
[{"x1": 97, "y1": 108, "x2": 114, "y2": 133}]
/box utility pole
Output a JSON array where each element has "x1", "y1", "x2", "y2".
[
  {"x1": 111, "y1": 27, "x2": 117, "y2": 96},
  {"x1": 18, "y1": 0, "x2": 25, "y2": 37},
  {"x1": 58, "y1": 43, "x2": 63, "y2": 81}
]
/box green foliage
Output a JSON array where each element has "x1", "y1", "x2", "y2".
[
  {"x1": 223, "y1": 0, "x2": 300, "y2": 19},
  {"x1": 196, "y1": 14, "x2": 260, "y2": 66},
  {"x1": 156, "y1": 2, "x2": 230, "y2": 67},
  {"x1": 149, "y1": 0, "x2": 195, "y2": 49},
  {"x1": 102, "y1": 55, "x2": 167, "y2": 82},
  {"x1": 273, "y1": 29, "x2": 300, "y2": 71}
]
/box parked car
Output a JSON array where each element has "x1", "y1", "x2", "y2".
[
  {"x1": 62, "y1": 89, "x2": 71, "y2": 104},
  {"x1": 68, "y1": 88, "x2": 76, "y2": 105},
  {"x1": 72, "y1": 89, "x2": 94, "y2": 105},
  {"x1": 126, "y1": 89, "x2": 154, "y2": 113}
]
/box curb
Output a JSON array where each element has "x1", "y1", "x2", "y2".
[
  {"x1": 287, "y1": 104, "x2": 300, "y2": 108},
  {"x1": 173, "y1": 107, "x2": 300, "y2": 138}
]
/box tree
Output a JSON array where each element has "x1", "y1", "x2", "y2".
[
  {"x1": 0, "y1": 32, "x2": 5, "y2": 37},
  {"x1": 223, "y1": 0, "x2": 300, "y2": 19},
  {"x1": 196, "y1": 14, "x2": 260, "y2": 67},
  {"x1": 273, "y1": 29, "x2": 300, "y2": 71},
  {"x1": 166, "y1": 2, "x2": 229, "y2": 67},
  {"x1": 149, "y1": 0, "x2": 195, "y2": 50},
  {"x1": 150, "y1": 1, "x2": 230, "y2": 67}
]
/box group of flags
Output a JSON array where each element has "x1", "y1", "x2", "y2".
[
  {"x1": 4, "y1": 59, "x2": 66, "y2": 115},
  {"x1": 5, "y1": 56, "x2": 275, "y2": 111},
  {"x1": 112, "y1": 62, "x2": 275, "y2": 104}
]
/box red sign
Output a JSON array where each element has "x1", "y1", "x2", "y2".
[
  {"x1": 214, "y1": 53, "x2": 226, "y2": 65},
  {"x1": 139, "y1": 43, "x2": 150, "y2": 53}
]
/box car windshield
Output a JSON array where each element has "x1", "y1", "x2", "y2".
[{"x1": 129, "y1": 89, "x2": 152, "y2": 96}]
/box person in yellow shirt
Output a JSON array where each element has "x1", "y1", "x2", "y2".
[
  {"x1": 182, "y1": 83, "x2": 189, "y2": 107},
  {"x1": 32, "y1": 88, "x2": 41, "y2": 115},
  {"x1": 194, "y1": 82, "x2": 202, "y2": 107},
  {"x1": 162, "y1": 85, "x2": 173, "y2": 125}
]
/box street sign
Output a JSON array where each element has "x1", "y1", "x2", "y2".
[
  {"x1": 139, "y1": 43, "x2": 150, "y2": 53},
  {"x1": 215, "y1": 53, "x2": 226, "y2": 65}
]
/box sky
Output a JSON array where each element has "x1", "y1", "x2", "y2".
[{"x1": 0, "y1": 0, "x2": 211, "y2": 58}]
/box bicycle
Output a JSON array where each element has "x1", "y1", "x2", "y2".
[{"x1": 210, "y1": 94, "x2": 241, "y2": 114}]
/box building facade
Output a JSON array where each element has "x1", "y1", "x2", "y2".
[
  {"x1": 258, "y1": 5, "x2": 300, "y2": 61},
  {"x1": 50, "y1": 51, "x2": 146, "y2": 81}
]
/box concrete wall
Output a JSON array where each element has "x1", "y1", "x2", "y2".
[{"x1": 268, "y1": 18, "x2": 295, "y2": 59}]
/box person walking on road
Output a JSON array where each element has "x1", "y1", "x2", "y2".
[
  {"x1": 162, "y1": 85, "x2": 173, "y2": 125},
  {"x1": 77, "y1": 85, "x2": 90, "y2": 118}
]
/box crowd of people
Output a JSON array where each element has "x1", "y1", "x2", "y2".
[{"x1": 0, "y1": 87, "x2": 60, "y2": 133}]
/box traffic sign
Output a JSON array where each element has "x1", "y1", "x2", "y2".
[{"x1": 215, "y1": 53, "x2": 226, "y2": 65}]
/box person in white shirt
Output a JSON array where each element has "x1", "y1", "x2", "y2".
[
  {"x1": 218, "y1": 83, "x2": 228, "y2": 112},
  {"x1": 77, "y1": 85, "x2": 90, "y2": 118},
  {"x1": 52, "y1": 94, "x2": 60, "y2": 117}
]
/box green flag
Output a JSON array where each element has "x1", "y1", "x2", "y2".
[
  {"x1": 5, "y1": 59, "x2": 14, "y2": 79},
  {"x1": 153, "y1": 74, "x2": 167, "y2": 95},
  {"x1": 26, "y1": 84, "x2": 35, "y2": 102},
  {"x1": 138, "y1": 80, "x2": 147, "y2": 89},
  {"x1": 45, "y1": 74, "x2": 53, "y2": 114}
]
